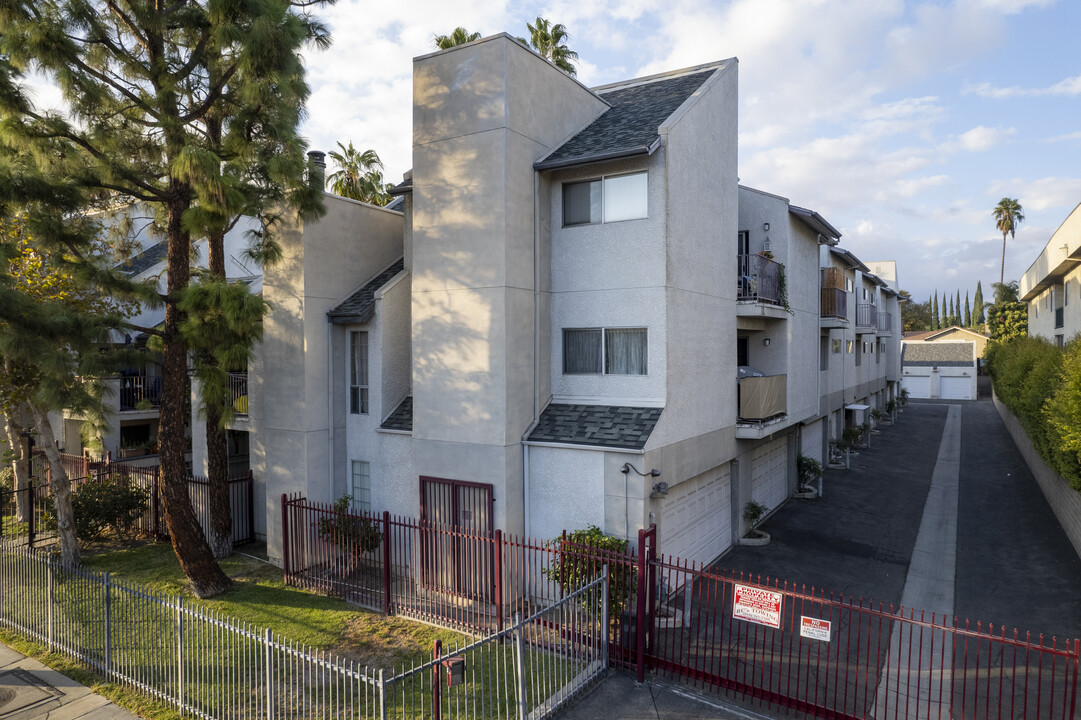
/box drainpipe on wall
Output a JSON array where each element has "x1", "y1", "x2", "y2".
[{"x1": 523, "y1": 171, "x2": 542, "y2": 540}]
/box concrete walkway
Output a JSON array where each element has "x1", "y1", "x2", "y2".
[{"x1": 0, "y1": 642, "x2": 141, "y2": 719}]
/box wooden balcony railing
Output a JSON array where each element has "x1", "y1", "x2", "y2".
[{"x1": 821, "y1": 287, "x2": 847, "y2": 320}]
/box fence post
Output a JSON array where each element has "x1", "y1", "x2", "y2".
[
  {"x1": 280, "y1": 494, "x2": 290, "y2": 582},
  {"x1": 432, "y1": 639, "x2": 442, "y2": 720},
  {"x1": 378, "y1": 668, "x2": 387, "y2": 720},
  {"x1": 176, "y1": 596, "x2": 185, "y2": 711},
  {"x1": 46, "y1": 558, "x2": 54, "y2": 652},
  {"x1": 645, "y1": 524, "x2": 657, "y2": 658},
  {"x1": 494, "y1": 529, "x2": 503, "y2": 633},
  {"x1": 265, "y1": 628, "x2": 274, "y2": 720},
  {"x1": 514, "y1": 612, "x2": 527, "y2": 720},
  {"x1": 601, "y1": 565, "x2": 610, "y2": 671},
  {"x1": 103, "y1": 572, "x2": 112, "y2": 678},
  {"x1": 635, "y1": 526, "x2": 647, "y2": 684},
  {"x1": 382, "y1": 511, "x2": 392, "y2": 615}
]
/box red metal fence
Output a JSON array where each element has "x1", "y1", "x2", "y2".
[{"x1": 281, "y1": 495, "x2": 1080, "y2": 720}]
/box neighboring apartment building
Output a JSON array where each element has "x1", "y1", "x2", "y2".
[
  {"x1": 1020, "y1": 200, "x2": 1081, "y2": 346},
  {"x1": 180, "y1": 34, "x2": 900, "y2": 567}
]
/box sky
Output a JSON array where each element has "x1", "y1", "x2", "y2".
[{"x1": 293, "y1": 0, "x2": 1081, "y2": 303}]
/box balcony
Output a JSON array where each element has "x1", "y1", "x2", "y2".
[
  {"x1": 876, "y1": 311, "x2": 893, "y2": 336},
  {"x1": 737, "y1": 374, "x2": 787, "y2": 438},
  {"x1": 1055, "y1": 307, "x2": 1064, "y2": 329},
  {"x1": 856, "y1": 304, "x2": 877, "y2": 334},
  {"x1": 821, "y1": 287, "x2": 847, "y2": 328},
  {"x1": 119, "y1": 375, "x2": 161, "y2": 411},
  {"x1": 737, "y1": 254, "x2": 788, "y2": 321},
  {"x1": 228, "y1": 371, "x2": 249, "y2": 416}
]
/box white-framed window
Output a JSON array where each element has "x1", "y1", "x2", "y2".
[
  {"x1": 832, "y1": 339, "x2": 841, "y2": 353},
  {"x1": 563, "y1": 327, "x2": 648, "y2": 375},
  {"x1": 350, "y1": 331, "x2": 369, "y2": 414},
  {"x1": 846, "y1": 340, "x2": 854, "y2": 353},
  {"x1": 846, "y1": 277, "x2": 854, "y2": 293},
  {"x1": 562, "y1": 172, "x2": 648, "y2": 226},
  {"x1": 351, "y1": 460, "x2": 371, "y2": 513}
]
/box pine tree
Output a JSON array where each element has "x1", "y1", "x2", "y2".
[
  {"x1": 932, "y1": 292, "x2": 939, "y2": 330},
  {"x1": 974, "y1": 281, "x2": 986, "y2": 327},
  {"x1": 0, "y1": 0, "x2": 328, "y2": 594},
  {"x1": 964, "y1": 292, "x2": 971, "y2": 327}
]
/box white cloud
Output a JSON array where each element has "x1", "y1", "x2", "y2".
[
  {"x1": 940, "y1": 125, "x2": 1016, "y2": 152},
  {"x1": 963, "y1": 74, "x2": 1081, "y2": 98},
  {"x1": 968, "y1": 0, "x2": 1058, "y2": 13},
  {"x1": 1046, "y1": 131, "x2": 1081, "y2": 143},
  {"x1": 988, "y1": 177, "x2": 1081, "y2": 211}
]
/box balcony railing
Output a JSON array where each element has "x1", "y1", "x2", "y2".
[
  {"x1": 856, "y1": 303, "x2": 878, "y2": 329},
  {"x1": 737, "y1": 254, "x2": 783, "y2": 306},
  {"x1": 228, "y1": 371, "x2": 249, "y2": 416},
  {"x1": 1055, "y1": 307, "x2": 1064, "y2": 329},
  {"x1": 821, "y1": 287, "x2": 847, "y2": 320},
  {"x1": 738, "y1": 374, "x2": 787, "y2": 422},
  {"x1": 119, "y1": 375, "x2": 161, "y2": 411},
  {"x1": 876, "y1": 310, "x2": 892, "y2": 334}
]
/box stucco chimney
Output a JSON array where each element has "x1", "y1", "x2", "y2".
[{"x1": 307, "y1": 150, "x2": 326, "y2": 190}]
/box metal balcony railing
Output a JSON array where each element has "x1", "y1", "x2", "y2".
[
  {"x1": 228, "y1": 371, "x2": 249, "y2": 415},
  {"x1": 876, "y1": 311, "x2": 892, "y2": 334},
  {"x1": 119, "y1": 375, "x2": 161, "y2": 410},
  {"x1": 821, "y1": 287, "x2": 847, "y2": 320},
  {"x1": 856, "y1": 303, "x2": 878, "y2": 329},
  {"x1": 737, "y1": 254, "x2": 783, "y2": 306}
]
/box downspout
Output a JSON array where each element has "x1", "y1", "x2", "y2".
[
  {"x1": 524, "y1": 170, "x2": 542, "y2": 540},
  {"x1": 327, "y1": 319, "x2": 335, "y2": 498}
]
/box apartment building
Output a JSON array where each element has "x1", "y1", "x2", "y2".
[
  {"x1": 179, "y1": 34, "x2": 900, "y2": 567},
  {"x1": 1020, "y1": 201, "x2": 1081, "y2": 345}
]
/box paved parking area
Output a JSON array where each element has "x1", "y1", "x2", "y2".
[{"x1": 557, "y1": 397, "x2": 1081, "y2": 719}]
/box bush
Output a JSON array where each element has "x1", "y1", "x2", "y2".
[
  {"x1": 1044, "y1": 340, "x2": 1081, "y2": 491},
  {"x1": 796, "y1": 455, "x2": 822, "y2": 489},
  {"x1": 743, "y1": 500, "x2": 767, "y2": 532},
  {"x1": 317, "y1": 496, "x2": 382, "y2": 556},
  {"x1": 45, "y1": 475, "x2": 151, "y2": 542},
  {"x1": 544, "y1": 525, "x2": 635, "y2": 620},
  {"x1": 0, "y1": 466, "x2": 13, "y2": 493}
]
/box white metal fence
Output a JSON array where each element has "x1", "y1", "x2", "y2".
[{"x1": 0, "y1": 547, "x2": 608, "y2": 719}]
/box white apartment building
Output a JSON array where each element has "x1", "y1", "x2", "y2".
[{"x1": 1020, "y1": 201, "x2": 1081, "y2": 345}]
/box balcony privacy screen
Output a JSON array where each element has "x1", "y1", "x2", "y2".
[{"x1": 739, "y1": 374, "x2": 787, "y2": 421}]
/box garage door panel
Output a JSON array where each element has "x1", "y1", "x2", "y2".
[
  {"x1": 939, "y1": 375, "x2": 973, "y2": 400},
  {"x1": 902, "y1": 375, "x2": 930, "y2": 398},
  {"x1": 801, "y1": 420, "x2": 824, "y2": 466},
  {"x1": 660, "y1": 468, "x2": 731, "y2": 565},
  {"x1": 752, "y1": 437, "x2": 788, "y2": 512}
]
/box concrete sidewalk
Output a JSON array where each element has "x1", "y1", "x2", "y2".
[
  {"x1": 557, "y1": 672, "x2": 779, "y2": 720},
  {"x1": 0, "y1": 642, "x2": 140, "y2": 719}
]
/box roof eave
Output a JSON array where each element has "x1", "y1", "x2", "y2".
[
  {"x1": 533, "y1": 141, "x2": 657, "y2": 172},
  {"x1": 327, "y1": 308, "x2": 374, "y2": 325}
]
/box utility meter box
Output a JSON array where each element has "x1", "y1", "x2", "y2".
[{"x1": 442, "y1": 657, "x2": 465, "y2": 687}]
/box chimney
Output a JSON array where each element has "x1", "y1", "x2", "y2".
[{"x1": 307, "y1": 150, "x2": 326, "y2": 190}]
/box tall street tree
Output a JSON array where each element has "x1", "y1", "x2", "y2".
[
  {"x1": 964, "y1": 291, "x2": 971, "y2": 327},
  {"x1": 0, "y1": 0, "x2": 328, "y2": 595},
  {"x1": 993, "y1": 198, "x2": 1024, "y2": 286},
  {"x1": 974, "y1": 281, "x2": 985, "y2": 327},
  {"x1": 931, "y1": 292, "x2": 939, "y2": 330},
  {"x1": 520, "y1": 17, "x2": 579, "y2": 75},
  {"x1": 327, "y1": 142, "x2": 392, "y2": 206},
  {"x1": 433, "y1": 27, "x2": 481, "y2": 50}
]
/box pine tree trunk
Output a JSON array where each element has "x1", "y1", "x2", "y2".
[
  {"x1": 160, "y1": 187, "x2": 232, "y2": 598},
  {"x1": 3, "y1": 405, "x2": 31, "y2": 522},
  {"x1": 204, "y1": 109, "x2": 232, "y2": 561},
  {"x1": 29, "y1": 404, "x2": 79, "y2": 568}
]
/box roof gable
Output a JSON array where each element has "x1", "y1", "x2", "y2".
[{"x1": 327, "y1": 258, "x2": 405, "y2": 324}]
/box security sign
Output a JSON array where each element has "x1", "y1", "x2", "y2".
[
  {"x1": 800, "y1": 616, "x2": 831, "y2": 642},
  {"x1": 732, "y1": 584, "x2": 783, "y2": 629}
]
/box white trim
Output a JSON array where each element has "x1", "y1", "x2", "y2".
[
  {"x1": 522, "y1": 440, "x2": 645, "y2": 454},
  {"x1": 375, "y1": 428, "x2": 412, "y2": 436},
  {"x1": 552, "y1": 395, "x2": 664, "y2": 407}
]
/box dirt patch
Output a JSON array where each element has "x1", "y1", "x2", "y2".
[{"x1": 334, "y1": 615, "x2": 464, "y2": 670}]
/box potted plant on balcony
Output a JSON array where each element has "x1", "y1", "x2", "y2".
[
  {"x1": 795, "y1": 454, "x2": 821, "y2": 498},
  {"x1": 740, "y1": 500, "x2": 770, "y2": 546}
]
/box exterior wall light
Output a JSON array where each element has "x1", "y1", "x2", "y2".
[
  {"x1": 763, "y1": 223, "x2": 770, "y2": 232},
  {"x1": 763, "y1": 338, "x2": 771, "y2": 346},
  {"x1": 621, "y1": 463, "x2": 660, "y2": 477}
]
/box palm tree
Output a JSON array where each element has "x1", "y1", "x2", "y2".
[
  {"x1": 519, "y1": 17, "x2": 579, "y2": 76},
  {"x1": 433, "y1": 27, "x2": 481, "y2": 50},
  {"x1": 993, "y1": 198, "x2": 1024, "y2": 285},
  {"x1": 327, "y1": 142, "x2": 392, "y2": 206}
]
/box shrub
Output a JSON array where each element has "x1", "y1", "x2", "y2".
[
  {"x1": 45, "y1": 475, "x2": 150, "y2": 542},
  {"x1": 1044, "y1": 340, "x2": 1081, "y2": 491},
  {"x1": 796, "y1": 455, "x2": 822, "y2": 489},
  {"x1": 544, "y1": 524, "x2": 635, "y2": 620},
  {"x1": 317, "y1": 495, "x2": 382, "y2": 556},
  {"x1": 0, "y1": 466, "x2": 13, "y2": 493},
  {"x1": 743, "y1": 500, "x2": 767, "y2": 534}
]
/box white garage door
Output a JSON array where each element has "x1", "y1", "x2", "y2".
[
  {"x1": 659, "y1": 467, "x2": 731, "y2": 566},
  {"x1": 939, "y1": 375, "x2": 973, "y2": 400},
  {"x1": 752, "y1": 436, "x2": 789, "y2": 512},
  {"x1": 801, "y1": 419, "x2": 824, "y2": 466},
  {"x1": 902, "y1": 375, "x2": 930, "y2": 399}
]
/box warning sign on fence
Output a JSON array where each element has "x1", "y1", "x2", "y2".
[
  {"x1": 800, "y1": 616, "x2": 831, "y2": 641},
  {"x1": 732, "y1": 584, "x2": 782, "y2": 629}
]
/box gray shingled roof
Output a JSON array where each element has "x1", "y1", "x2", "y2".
[
  {"x1": 534, "y1": 69, "x2": 718, "y2": 171},
  {"x1": 527, "y1": 404, "x2": 663, "y2": 450},
  {"x1": 380, "y1": 396, "x2": 412, "y2": 431},
  {"x1": 117, "y1": 240, "x2": 167, "y2": 276},
  {"x1": 388, "y1": 177, "x2": 412, "y2": 196},
  {"x1": 327, "y1": 258, "x2": 405, "y2": 324},
  {"x1": 902, "y1": 342, "x2": 975, "y2": 366}
]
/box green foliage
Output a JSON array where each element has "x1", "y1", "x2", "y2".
[
  {"x1": 993, "y1": 198, "x2": 1024, "y2": 285},
  {"x1": 796, "y1": 455, "x2": 822, "y2": 488},
  {"x1": 544, "y1": 525, "x2": 635, "y2": 619},
  {"x1": 45, "y1": 476, "x2": 150, "y2": 542},
  {"x1": 520, "y1": 17, "x2": 579, "y2": 75},
  {"x1": 326, "y1": 143, "x2": 393, "y2": 206},
  {"x1": 317, "y1": 496, "x2": 382, "y2": 556},
  {"x1": 986, "y1": 301, "x2": 1028, "y2": 343},
  {"x1": 0, "y1": 465, "x2": 12, "y2": 492},
  {"x1": 974, "y1": 281, "x2": 986, "y2": 326},
  {"x1": 1044, "y1": 340, "x2": 1081, "y2": 491},
  {"x1": 434, "y1": 27, "x2": 482, "y2": 50},
  {"x1": 986, "y1": 336, "x2": 1081, "y2": 490},
  {"x1": 899, "y1": 387, "x2": 910, "y2": 405}
]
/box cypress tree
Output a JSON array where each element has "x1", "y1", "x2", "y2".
[
  {"x1": 932, "y1": 292, "x2": 940, "y2": 330},
  {"x1": 0, "y1": 0, "x2": 328, "y2": 595},
  {"x1": 955, "y1": 290, "x2": 962, "y2": 326},
  {"x1": 974, "y1": 281, "x2": 986, "y2": 327},
  {"x1": 948, "y1": 295, "x2": 954, "y2": 326},
  {"x1": 964, "y1": 292, "x2": 971, "y2": 327}
]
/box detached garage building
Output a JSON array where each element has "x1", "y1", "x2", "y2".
[{"x1": 900, "y1": 341, "x2": 977, "y2": 400}]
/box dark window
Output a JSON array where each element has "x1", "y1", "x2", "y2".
[
  {"x1": 350, "y1": 331, "x2": 369, "y2": 414},
  {"x1": 737, "y1": 337, "x2": 749, "y2": 367},
  {"x1": 563, "y1": 327, "x2": 647, "y2": 375},
  {"x1": 562, "y1": 180, "x2": 601, "y2": 226}
]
